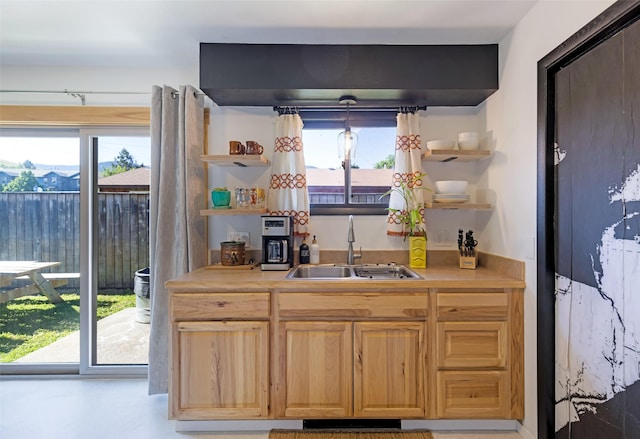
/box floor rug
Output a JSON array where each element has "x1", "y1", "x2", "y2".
[{"x1": 269, "y1": 429, "x2": 433, "y2": 439}]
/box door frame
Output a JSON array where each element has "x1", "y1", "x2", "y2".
[
  {"x1": 536, "y1": 2, "x2": 640, "y2": 438},
  {"x1": 79, "y1": 128, "x2": 150, "y2": 376}
]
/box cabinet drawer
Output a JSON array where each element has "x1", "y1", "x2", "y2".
[
  {"x1": 279, "y1": 292, "x2": 428, "y2": 318},
  {"x1": 436, "y1": 371, "x2": 509, "y2": 418},
  {"x1": 171, "y1": 292, "x2": 270, "y2": 320},
  {"x1": 436, "y1": 292, "x2": 508, "y2": 321},
  {"x1": 437, "y1": 321, "x2": 507, "y2": 368}
]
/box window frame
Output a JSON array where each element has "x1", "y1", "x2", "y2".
[{"x1": 301, "y1": 111, "x2": 397, "y2": 216}]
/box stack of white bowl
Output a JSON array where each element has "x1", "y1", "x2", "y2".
[
  {"x1": 433, "y1": 180, "x2": 469, "y2": 204},
  {"x1": 425, "y1": 132, "x2": 481, "y2": 151},
  {"x1": 457, "y1": 132, "x2": 480, "y2": 150},
  {"x1": 426, "y1": 139, "x2": 456, "y2": 150}
]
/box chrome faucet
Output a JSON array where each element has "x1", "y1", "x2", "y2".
[{"x1": 347, "y1": 215, "x2": 362, "y2": 265}]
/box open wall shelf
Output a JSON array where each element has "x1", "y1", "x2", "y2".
[
  {"x1": 201, "y1": 154, "x2": 270, "y2": 167},
  {"x1": 422, "y1": 149, "x2": 491, "y2": 162},
  {"x1": 426, "y1": 203, "x2": 492, "y2": 210},
  {"x1": 201, "y1": 208, "x2": 268, "y2": 216}
]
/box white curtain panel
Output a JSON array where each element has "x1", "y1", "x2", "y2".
[
  {"x1": 386, "y1": 112, "x2": 425, "y2": 236},
  {"x1": 268, "y1": 113, "x2": 310, "y2": 235},
  {"x1": 148, "y1": 85, "x2": 207, "y2": 394}
]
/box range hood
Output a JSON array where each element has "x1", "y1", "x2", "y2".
[{"x1": 200, "y1": 43, "x2": 498, "y2": 107}]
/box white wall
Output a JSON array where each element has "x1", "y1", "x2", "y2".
[
  {"x1": 0, "y1": 65, "x2": 196, "y2": 106},
  {"x1": 206, "y1": 105, "x2": 484, "y2": 252},
  {"x1": 481, "y1": 1, "x2": 616, "y2": 438}
]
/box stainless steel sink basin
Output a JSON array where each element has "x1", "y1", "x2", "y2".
[
  {"x1": 285, "y1": 264, "x2": 422, "y2": 280},
  {"x1": 353, "y1": 264, "x2": 421, "y2": 279},
  {"x1": 285, "y1": 265, "x2": 353, "y2": 279}
]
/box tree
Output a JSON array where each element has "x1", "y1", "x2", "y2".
[
  {"x1": 2, "y1": 170, "x2": 39, "y2": 192},
  {"x1": 102, "y1": 148, "x2": 143, "y2": 177},
  {"x1": 374, "y1": 154, "x2": 395, "y2": 169},
  {"x1": 23, "y1": 160, "x2": 36, "y2": 169}
]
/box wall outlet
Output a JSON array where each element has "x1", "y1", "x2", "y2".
[{"x1": 228, "y1": 232, "x2": 250, "y2": 248}]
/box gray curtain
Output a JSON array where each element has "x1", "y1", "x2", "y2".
[{"x1": 148, "y1": 85, "x2": 207, "y2": 394}]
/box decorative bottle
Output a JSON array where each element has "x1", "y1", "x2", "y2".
[{"x1": 310, "y1": 235, "x2": 320, "y2": 265}]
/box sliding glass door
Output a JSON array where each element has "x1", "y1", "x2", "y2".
[
  {"x1": 0, "y1": 130, "x2": 81, "y2": 373},
  {"x1": 0, "y1": 127, "x2": 150, "y2": 375}
]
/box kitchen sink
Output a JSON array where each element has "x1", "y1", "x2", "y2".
[
  {"x1": 353, "y1": 264, "x2": 421, "y2": 279},
  {"x1": 285, "y1": 265, "x2": 352, "y2": 279},
  {"x1": 285, "y1": 264, "x2": 422, "y2": 280}
]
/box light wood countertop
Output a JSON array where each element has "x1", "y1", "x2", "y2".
[{"x1": 166, "y1": 251, "x2": 525, "y2": 292}]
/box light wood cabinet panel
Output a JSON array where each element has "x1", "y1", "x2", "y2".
[
  {"x1": 281, "y1": 321, "x2": 353, "y2": 418},
  {"x1": 436, "y1": 321, "x2": 507, "y2": 369},
  {"x1": 171, "y1": 321, "x2": 269, "y2": 419},
  {"x1": 436, "y1": 292, "x2": 508, "y2": 321},
  {"x1": 354, "y1": 322, "x2": 426, "y2": 418},
  {"x1": 172, "y1": 292, "x2": 270, "y2": 320},
  {"x1": 509, "y1": 289, "x2": 524, "y2": 419},
  {"x1": 278, "y1": 292, "x2": 428, "y2": 318},
  {"x1": 436, "y1": 371, "x2": 509, "y2": 418},
  {"x1": 432, "y1": 290, "x2": 523, "y2": 420}
]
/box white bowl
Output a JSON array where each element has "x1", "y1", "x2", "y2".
[
  {"x1": 426, "y1": 139, "x2": 456, "y2": 150},
  {"x1": 458, "y1": 132, "x2": 479, "y2": 150},
  {"x1": 434, "y1": 180, "x2": 468, "y2": 194}
]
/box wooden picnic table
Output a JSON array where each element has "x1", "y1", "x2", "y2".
[{"x1": 0, "y1": 261, "x2": 65, "y2": 304}]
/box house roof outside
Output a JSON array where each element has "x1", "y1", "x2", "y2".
[
  {"x1": 0, "y1": 168, "x2": 79, "y2": 178},
  {"x1": 306, "y1": 168, "x2": 393, "y2": 187},
  {"x1": 97, "y1": 167, "x2": 150, "y2": 192}
]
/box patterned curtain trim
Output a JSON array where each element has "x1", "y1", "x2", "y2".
[
  {"x1": 268, "y1": 113, "x2": 310, "y2": 235},
  {"x1": 386, "y1": 112, "x2": 425, "y2": 237}
]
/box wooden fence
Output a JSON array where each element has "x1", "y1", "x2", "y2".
[{"x1": 0, "y1": 192, "x2": 149, "y2": 289}]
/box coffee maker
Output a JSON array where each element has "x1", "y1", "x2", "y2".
[{"x1": 261, "y1": 215, "x2": 294, "y2": 271}]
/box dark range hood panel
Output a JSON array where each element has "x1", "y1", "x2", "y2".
[{"x1": 200, "y1": 44, "x2": 498, "y2": 107}]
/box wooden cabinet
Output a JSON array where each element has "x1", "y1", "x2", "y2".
[
  {"x1": 277, "y1": 292, "x2": 428, "y2": 419},
  {"x1": 280, "y1": 321, "x2": 353, "y2": 418},
  {"x1": 431, "y1": 290, "x2": 523, "y2": 419},
  {"x1": 354, "y1": 322, "x2": 425, "y2": 418},
  {"x1": 169, "y1": 292, "x2": 270, "y2": 420},
  {"x1": 167, "y1": 285, "x2": 524, "y2": 421}
]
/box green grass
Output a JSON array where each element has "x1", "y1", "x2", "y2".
[{"x1": 0, "y1": 290, "x2": 136, "y2": 362}]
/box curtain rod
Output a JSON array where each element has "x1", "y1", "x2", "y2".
[
  {"x1": 0, "y1": 89, "x2": 204, "y2": 105},
  {"x1": 273, "y1": 105, "x2": 426, "y2": 114}
]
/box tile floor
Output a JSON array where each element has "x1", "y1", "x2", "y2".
[{"x1": 0, "y1": 379, "x2": 523, "y2": 439}]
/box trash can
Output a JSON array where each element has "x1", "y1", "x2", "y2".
[{"x1": 134, "y1": 267, "x2": 150, "y2": 324}]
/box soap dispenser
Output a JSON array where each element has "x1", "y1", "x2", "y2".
[{"x1": 310, "y1": 235, "x2": 320, "y2": 265}]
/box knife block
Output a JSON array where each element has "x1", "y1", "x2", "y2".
[{"x1": 459, "y1": 254, "x2": 478, "y2": 270}]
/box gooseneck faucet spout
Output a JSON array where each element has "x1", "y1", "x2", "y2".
[{"x1": 347, "y1": 215, "x2": 362, "y2": 265}]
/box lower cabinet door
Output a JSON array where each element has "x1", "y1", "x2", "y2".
[
  {"x1": 172, "y1": 321, "x2": 269, "y2": 419},
  {"x1": 436, "y1": 370, "x2": 509, "y2": 418},
  {"x1": 436, "y1": 321, "x2": 507, "y2": 368},
  {"x1": 281, "y1": 321, "x2": 353, "y2": 418},
  {"x1": 354, "y1": 322, "x2": 426, "y2": 418}
]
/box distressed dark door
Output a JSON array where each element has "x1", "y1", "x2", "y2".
[{"x1": 554, "y1": 18, "x2": 640, "y2": 438}]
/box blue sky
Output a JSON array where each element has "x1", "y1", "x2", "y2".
[
  {"x1": 0, "y1": 136, "x2": 151, "y2": 167},
  {"x1": 0, "y1": 129, "x2": 394, "y2": 169}
]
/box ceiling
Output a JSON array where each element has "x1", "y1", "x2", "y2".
[{"x1": 0, "y1": 0, "x2": 538, "y2": 70}]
